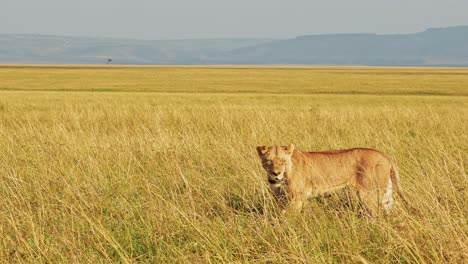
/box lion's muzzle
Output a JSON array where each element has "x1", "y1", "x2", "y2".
[
  {"x1": 268, "y1": 173, "x2": 284, "y2": 185},
  {"x1": 268, "y1": 178, "x2": 279, "y2": 184}
]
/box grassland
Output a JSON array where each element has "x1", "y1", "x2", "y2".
[{"x1": 0, "y1": 66, "x2": 467, "y2": 263}]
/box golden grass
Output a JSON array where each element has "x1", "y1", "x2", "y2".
[
  {"x1": 0, "y1": 66, "x2": 467, "y2": 263},
  {"x1": 1, "y1": 65, "x2": 468, "y2": 95}
]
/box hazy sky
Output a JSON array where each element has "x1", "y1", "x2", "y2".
[{"x1": 2, "y1": 0, "x2": 468, "y2": 39}]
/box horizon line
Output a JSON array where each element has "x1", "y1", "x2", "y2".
[{"x1": 1, "y1": 25, "x2": 467, "y2": 42}]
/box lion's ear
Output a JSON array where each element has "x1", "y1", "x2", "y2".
[
  {"x1": 256, "y1": 146, "x2": 269, "y2": 156},
  {"x1": 283, "y1": 144, "x2": 295, "y2": 154}
]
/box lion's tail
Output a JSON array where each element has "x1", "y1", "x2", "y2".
[{"x1": 390, "y1": 160, "x2": 408, "y2": 205}]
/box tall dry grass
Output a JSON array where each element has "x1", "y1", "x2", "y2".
[{"x1": 0, "y1": 66, "x2": 467, "y2": 263}]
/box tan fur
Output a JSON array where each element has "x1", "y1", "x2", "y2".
[{"x1": 257, "y1": 145, "x2": 405, "y2": 216}]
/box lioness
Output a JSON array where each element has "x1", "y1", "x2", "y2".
[{"x1": 257, "y1": 144, "x2": 406, "y2": 216}]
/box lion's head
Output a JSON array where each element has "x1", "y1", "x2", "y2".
[{"x1": 256, "y1": 144, "x2": 295, "y2": 184}]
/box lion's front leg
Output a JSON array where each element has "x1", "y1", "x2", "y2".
[{"x1": 290, "y1": 196, "x2": 304, "y2": 212}]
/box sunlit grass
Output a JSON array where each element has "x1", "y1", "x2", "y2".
[
  {"x1": 0, "y1": 66, "x2": 467, "y2": 263},
  {"x1": 1, "y1": 65, "x2": 468, "y2": 95}
]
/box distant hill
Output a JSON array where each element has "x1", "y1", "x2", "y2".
[
  {"x1": 217, "y1": 26, "x2": 468, "y2": 66},
  {"x1": 0, "y1": 35, "x2": 273, "y2": 64},
  {"x1": 1, "y1": 26, "x2": 468, "y2": 66}
]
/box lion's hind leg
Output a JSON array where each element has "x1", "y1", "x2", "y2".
[
  {"x1": 381, "y1": 177, "x2": 394, "y2": 214},
  {"x1": 356, "y1": 164, "x2": 391, "y2": 217},
  {"x1": 357, "y1": 190, "x2": 380, "y2": 217}
]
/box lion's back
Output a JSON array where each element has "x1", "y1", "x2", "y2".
[
  {"x1": 291, "y1": 147, "x2": 392, "y2": 179},
  {"x1": 351, "y1": 148, "x2": 392, "y2": 167}
]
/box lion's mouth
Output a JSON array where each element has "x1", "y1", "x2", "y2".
[
  {"x1": 268, "y1": 179, "x2": 278, "y2": 184},
  {"x1": 268, "y1": 177, "x2": 283, "y2": 184}
]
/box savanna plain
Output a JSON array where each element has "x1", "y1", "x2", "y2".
[{"x1": 0, "y1": 66, "x2": 467, "y2": 263}]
